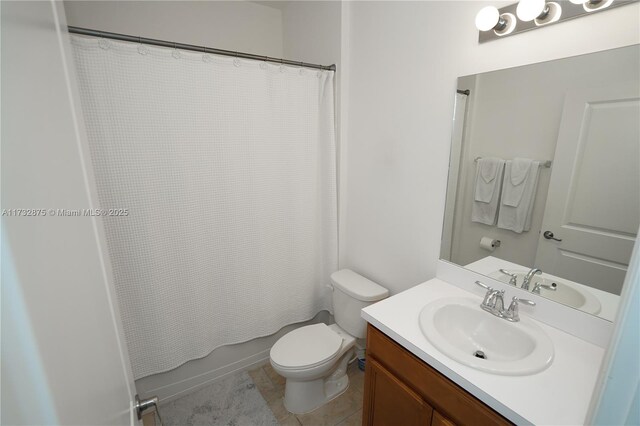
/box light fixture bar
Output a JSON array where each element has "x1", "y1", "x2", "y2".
[{"x1": 479, "y1": 0, "x2": 638, "y2": 43}]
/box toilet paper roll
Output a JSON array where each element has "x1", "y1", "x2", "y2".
[{"x1": 480, "y1": 237, "x2": 501, "y2": 252}]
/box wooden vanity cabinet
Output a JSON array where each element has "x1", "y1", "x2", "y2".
[{"x1": 362, "y1": 325, "x2": 512, "y2": 426}]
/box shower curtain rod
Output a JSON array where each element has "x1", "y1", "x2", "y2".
[{"x1": 67, "y1": 26, "x2": 337, "y2": 72}]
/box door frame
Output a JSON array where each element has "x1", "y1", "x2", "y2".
[{"x1": 1, "y1": 1, "x2": 138, "y2": 423}]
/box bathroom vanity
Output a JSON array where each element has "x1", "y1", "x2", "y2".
[
  {"x1": 363, "y1": 324, "x2": 510, "y2": 426},
  {"x1": 371, "y1": 45, "x2": 640, "y2": 425},
  {"x1": 361, "y1": 277, "x2": 605, "y2": 425}
]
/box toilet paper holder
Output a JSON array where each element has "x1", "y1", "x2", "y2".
[
  {"x1": 480, "y1": 237, "x2": 502, "y2": 251},
  {"x1": 480, "y1": 237, "x2": 501, "y2": 250}
]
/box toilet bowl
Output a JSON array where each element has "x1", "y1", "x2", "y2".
[
  {"x1": 269, "y1": 269, "x2": 389, "y2": 414},
  {"x1": 271, "y1": 323, "x2": 356, "y2": 414}
]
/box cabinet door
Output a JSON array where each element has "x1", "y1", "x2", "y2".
[
  {"x1": 363, "y1": 358, "x2": 433, "y2": 426},
  {"x1": 366, "y1": 325, "x2": 512, "y2": 426},
  {"x1": 432, "y1": 411, "x2": 456, "y2": 426}
]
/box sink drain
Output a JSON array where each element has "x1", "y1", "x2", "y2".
[{"x1": 473, "y1": 350, "x2": 486, "y2": 360}]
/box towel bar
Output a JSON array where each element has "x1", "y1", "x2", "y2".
[{"x1": 474, "y1": 157, "x2": 552, "y2": 168}]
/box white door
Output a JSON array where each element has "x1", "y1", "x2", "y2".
[
  {"x1": 535, "y1": 82, "x2": 640, "y2": 295},
  {"x1": 1, "y1": 1, "x2": 137, "y2": 424}
]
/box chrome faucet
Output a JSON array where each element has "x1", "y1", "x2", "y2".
[
  {"x1": 475, "y1": 281, "x2": 535, "y2": 322},
  {"x1": 503, "y1": 296, "x2": 536, "y2": 322},
  {"x1": 475, "y1": 281, "x2": 505, "y2": 318},
  {"x1": 522, "y1": 268, "x2": 542, "y2": 291},
  {"x1": 499, "y1": 268, "x2": 518, "y2": 286},
  {"x1": 483, "y1": 289, "x2": 506, "y2": 315}
]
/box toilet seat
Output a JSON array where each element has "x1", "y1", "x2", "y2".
[{"x1": 270, "y1": 324, "x2": 343, "y2": 371}]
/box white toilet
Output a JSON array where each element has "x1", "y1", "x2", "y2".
[{"x1": 269, "y1": 269, "x2": 389, "y2": 414}]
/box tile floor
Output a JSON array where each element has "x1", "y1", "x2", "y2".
[
  {"x1": 155, "y1": 371, "x2": 277, "y2": 426},
  {"x1": 248, "y1": 361, "x2": 364, "y2": 426},
  {"x1": 143, "y1": 360, "x2": 364, "y2": 426}
]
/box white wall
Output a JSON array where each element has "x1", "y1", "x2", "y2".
[
  {"x1": 342, "y1": 0, "x2": 640, "y2": 295},
  {"x1": 282, "y1": 1, "x2": 341, "y2": 66},
  {"x1": 2, "y1": 2, "x2": 136, "y2": 423},
  {"x1": 279, "y1": 0, "x2": 346, "y2": 263},
  {"x1": 64, "y1": 1, "x2": 284, "y2": 57},
  {"x1": 450, "y1": 47, "x2": 640, "y2": 268}
]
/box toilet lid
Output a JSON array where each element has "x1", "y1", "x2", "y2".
[{"x1": 270, "y1": 324, "x2": 343, "y2": 370}]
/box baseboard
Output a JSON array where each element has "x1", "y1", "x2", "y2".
[{"x1": 149, "y1": 349, "x2": 271, "y2": 404}]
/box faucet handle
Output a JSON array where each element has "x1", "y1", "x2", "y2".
[
  {"x1": 513, "y1": 297, "x2": 536, "y2": 306},
  {"x1": 499, "y1": 269, "x2": 519, "y2": 286},
  {"x1": 499, "y1": 268, "x2": 516, "y2": 277},
  {"x1": 532, "y1": 281, "x2": 557, "y2": 294},
  {"x1": 475, "y1": 280, "x2": 492, "y2": 291},
  {"x1": 504, "y1": 297, "x2": 536, "y2": 322},
  {"x1": 541, "y1": 282, "x2": 557, "y2": 291}
]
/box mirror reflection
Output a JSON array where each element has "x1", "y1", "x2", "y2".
[{"x1": 441, "y1": 45, "x2": 640, "y2": 321}]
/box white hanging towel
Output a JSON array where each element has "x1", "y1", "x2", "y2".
[
  {"x1": 471, "y1": 157, "x2": 505, "y2": 225},
  {"x1": 498, "y1": 158, "x2": 540, "y2": 233}
]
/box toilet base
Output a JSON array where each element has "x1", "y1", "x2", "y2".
[{"x1": 282, "y1": 349, "x2": 354, "y2": 414}]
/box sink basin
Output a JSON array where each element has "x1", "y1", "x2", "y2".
[
  {"x1": 419, "y1": 297, "x2": 553, "y2": 376},
  {"x1": 488, "y1": 270, "x2": 601, "y2": 315}
]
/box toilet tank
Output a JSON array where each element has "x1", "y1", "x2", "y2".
[{"x1": 330, "y1": 269, "x2": 389, "y2": 338}]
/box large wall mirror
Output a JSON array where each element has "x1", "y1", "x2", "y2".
[{"x1": 441, "y1": 45, "x2": 639, "y2": 322}]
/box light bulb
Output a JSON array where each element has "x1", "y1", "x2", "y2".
[
  {"x1": 584, "y1": 0, "x2": 613, "y2": 12},
  {"x1": 534, "y1": 1, "x2": 562, "y2": 25},
  {"x1": 475, "y1": 6, "x2": 500, "y2": 31},
  {"x1": 517, "y1": 0, "x2": 547, "y2": 21}
]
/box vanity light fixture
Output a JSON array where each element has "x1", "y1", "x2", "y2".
[
  {"x1": 570, "y1": 0, "x2": 615, "y2": 11},
  {"x1": 534, "y1": 2, "x2": 562, "y2": 25},
  {"x1": 477, "y1": 0, "x2": 638, "y2": 43},
  {"x1": 475, "y1": 6, "x2": 517, "y2": 36},
  {"x1": 516, "y1": 0, "x2": 549, "y2": 21},
  {"x1": 583, "y1": 0, "x2": 616, "y2": 11},
  {"x1": 515, "y1": 0, "x2": 562, "y2": 24}
]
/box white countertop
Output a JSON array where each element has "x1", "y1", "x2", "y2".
[{"x1": 361, "y1": 278, "x2": 605, "y2": 425}]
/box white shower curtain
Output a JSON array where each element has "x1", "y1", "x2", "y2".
[{"x1": 71, "y1": 36, "x2": 337, "y2": 379}]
